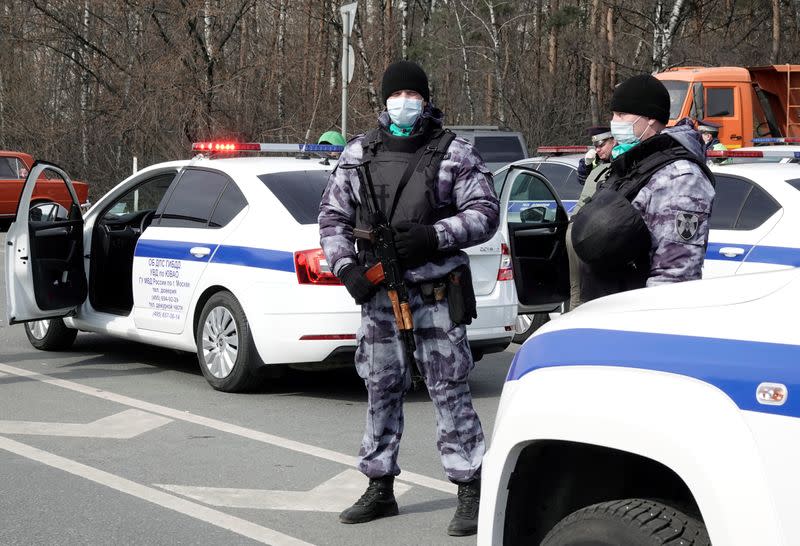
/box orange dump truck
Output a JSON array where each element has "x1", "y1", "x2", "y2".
[
  {"x1": 655, "y1": 65, "x2": 800, "y2": 148},
  {"x1": 0, "y1": 151, "x2": 89, "y2": 230}
]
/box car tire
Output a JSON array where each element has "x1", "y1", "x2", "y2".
[
  {"x1": 195, "y1": 291, "x2": 263, "y2": 393},
  {"x1": 541, "y1": 498, "x2": 711, "y2": 546},
  {"x1": 512, "y1": 313, "x2": 549, "y2": 344},
  {"x1": 24, "y1": 318, "x2": 78, "y2": 350}
]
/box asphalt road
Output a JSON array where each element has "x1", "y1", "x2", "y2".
[{"x1": 0, "y1": 232, "x2": 518, "y2": 546}]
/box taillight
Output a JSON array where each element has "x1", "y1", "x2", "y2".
[
  {"x1": 294, "y1": 248, "x2": 342, "y2": 285},
  {"x1": 497, "y1": 243, "x2": 513, "y2": 281}
]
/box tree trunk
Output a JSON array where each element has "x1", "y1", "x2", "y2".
[
  {"x1": 548, "y1": 0, "x2": 558, "y2": 76},
  {"x1": 80, "y1": 0, "x2": 89, "y2": 173},
  {"x1": 400, "y1": 0, "x2": 409, "y2": 59},
  {"x1": 487, "y1": 1, "x2": 506, "y2": 125},
  {"x1": 276, "y1": 0, "x2": 287, "y2": 136},
  {"x1": 354, "y1": 11, "x2": 380, "y2": 115},
  {"x1": 772, "y1": 0, "x2": 780, "y2": 64},
  {"x1": 607, "y1": 4, "x2": 615, "y2": 90},
  {"x1": 589, "y1": 0, "x2": 600, "y2": 125},
  {"x1": 452, "y1": 0, "x2": 475, "y2": 123}
]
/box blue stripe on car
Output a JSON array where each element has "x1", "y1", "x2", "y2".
[
  {"x1": 134, "y1": 240, "x2": 295, "y2": 272},
  {"x1": 211, "y1": 245, "x2": 295, "y2": 272},
  {"x1": 507, "y1": 328, "x2": 800, "y2": 418},
  {"x1": 706, "y1": 243, "x2": 800, "y2": 266},
  {"x1": 134, "y1": 240, "x2": 218, "y2": 262}
]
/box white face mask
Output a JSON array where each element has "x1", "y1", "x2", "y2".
[
  {"x1": 610, "y1": 116, "x2": 642, "y2": 145},
  {"x1": 386, "y1": 97, "x2": 423, "y2": 128}
]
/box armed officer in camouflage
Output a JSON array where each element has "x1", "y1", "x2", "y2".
[
  {"x1": 318, "y1": 60, "x2": 498, "y2": 537},
  {"x1": 571, "y1": 74, "x2": 716, "y2": 302}
]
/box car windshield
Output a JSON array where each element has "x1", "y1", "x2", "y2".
[
  {"x1": 662, "y1": 80, "x2": 689, "y2": 120},
  {"x1": 258, "y1": 170, "x2": 332, "y2": 224}
]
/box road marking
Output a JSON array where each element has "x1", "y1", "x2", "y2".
[
  {"x1": 0, "y1": 363, "x2": 457, "y2": 494},
  {"x1": 0, "y1": 435, "x2": 313, "y2": 546},
  {"x1": 157, "y1": 469, "x2": 412, "y2": 512},
  {"x1": 0, "y1": 409, "x2": 171, "y2": 438}
]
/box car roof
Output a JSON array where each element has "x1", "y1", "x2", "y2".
[
  {"x1": 711, "y1": 161, "x2": 800, "y2": 180},
  {"x1": 195, "y1": 156, "x2": 334, "y2": 177}
]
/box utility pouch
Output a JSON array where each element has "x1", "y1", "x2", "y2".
[{"x1": 447, "y1": 265, "x2": 477, "y2": 325}]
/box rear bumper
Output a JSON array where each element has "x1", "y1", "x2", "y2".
[{"x1": 245, "y1": 279, "x2": 516, "y2": 367}]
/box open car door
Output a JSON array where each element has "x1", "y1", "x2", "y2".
[
  {"x1": 503, "y1": 165, "x2": 570, "y2": 311},
  {"x1": 5, "y1": 162, "x2": 87, "y2": 324}
]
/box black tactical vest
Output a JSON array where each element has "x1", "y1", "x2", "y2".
[
  {"x1": 355, "y1": 125, "x2": 456, "y2": 232},
  {"x1": 571, "y1": 133, "x2": 715, "y2": 303}
]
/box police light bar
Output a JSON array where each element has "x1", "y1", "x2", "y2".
[
  {"x1": 192, "y1": 142, "x2": 344, "y2": 153},
  {"x1": 752, "y1": 137, "x2": 800, "y2": 144},
  {"x1": 706, "y1": 149, "x2": 800, "y2": 159},
  {"x1": 536, "y1": 146, "x2": 590, "y2": 154}
]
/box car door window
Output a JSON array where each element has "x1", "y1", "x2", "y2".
[
  {"x1": 534, "y1": 162, "x2": 581, "y2": 200},
  {"x1": 209, "y1": 182, "x2": 248, "y2": 228},
  {"x1": 157, "y1": 169, "x2": 228, "y2": 228},
  {"x1": 507, "y1": 170, "x2": 559, "y2": 223},
  {"x1": 709, "y1": 175, "x2": 751, "y2": 230},
  {"x1": 735, "y1": 183, "x2": 780, "y2": 230},
  {"x1": 103, "y1": 172, "x2": 176, "y2": 220}
]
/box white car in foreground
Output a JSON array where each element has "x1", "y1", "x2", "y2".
[
  {"x1": 5, "y1": 144, "x2": 516, "y2": 392},
  {"x1": 480, "y1": 267, "x2": 800, "y2": 545}
]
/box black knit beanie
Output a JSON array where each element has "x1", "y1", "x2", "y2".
[
  {"x1": 381, "y1": 60, "x2": 430, "y2": 104},
  {"x1": 610, "y1": 74, "x2": 671, "y2": 125}
]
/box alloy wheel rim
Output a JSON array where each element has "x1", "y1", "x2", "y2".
[
  {"x1": 201, "y1": 306, "x2": 239, "y2": 379},
  {"x1": 514, "y1": 314, "x2": 533, "y2": 336},
  {"x1": 27, "y1": 320, "x2": 50, "y2": 340}
]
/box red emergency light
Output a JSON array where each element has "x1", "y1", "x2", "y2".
[
  {"x1": 706, "y1": 150, "x2": 764, "y2": 158},
  {"x1": 537, "y1": 146, "x2": 590, "y2": 155},
  {"x1": 192, "y1": 142, "x2": 261, "y2": 152}
]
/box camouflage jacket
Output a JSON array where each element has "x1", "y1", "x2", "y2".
[
  {"x1": 630, "y1": 118, "x2": 716, "y2": 286},
  {"x1": 318, "y1": 106, "x2": 499, "y2": 283}
]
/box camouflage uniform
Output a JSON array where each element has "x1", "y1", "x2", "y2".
[
  {"x1": 319, "y1": 106, "x2": 498, "y2": 482},
  {"x1": 630, "y1": 119, "x2": 715, "y2": 285}
]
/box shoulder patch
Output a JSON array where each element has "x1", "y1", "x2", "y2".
[{"x1": 675, "y1": 211, "x2": 700, "y2": 241}]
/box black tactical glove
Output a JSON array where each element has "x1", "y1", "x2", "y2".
[
  {"x1": 394, "y1": 221, "x2": 439, "y2": 267},
  {"x1": 339, "y1": 264, "x2": 377, "y2": 305}
]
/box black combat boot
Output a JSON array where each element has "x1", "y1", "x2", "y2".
[
  {"x1": 339, "y1": 476, "x2": 399, "y2": 524},
  {"x1": 447, "y1": 479, "x2": 480, "y2": 536}
]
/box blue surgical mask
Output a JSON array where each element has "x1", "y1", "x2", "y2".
[
  {"x1": 386, "y1": 97, "x2": 423, "y2": 128},
  {"x1": 610, "y1": 118, "x2": 640, "y2": 145}
]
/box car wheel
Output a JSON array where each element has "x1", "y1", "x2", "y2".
[
  {"x1": 195, "y1": 291, "x2": 263, "y2": 392},
  {"x1": 24, "y1": 318, "x2": 78, "y2": 350},
  {"x1": 541, "y1": 498, "x2": 710, "y2": 546},
  {"x1": 512, "y1": 313, "x2": 549, "y2": 344}
]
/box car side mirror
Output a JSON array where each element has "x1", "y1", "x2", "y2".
[{"x1": 520, "y1": 206, "x2": 546, "y2": 223}]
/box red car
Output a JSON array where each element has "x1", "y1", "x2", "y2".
[{"x1": 0, "y1": 151, "x2": 90, "y2": 230}]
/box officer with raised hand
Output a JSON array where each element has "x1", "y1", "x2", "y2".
[
  {"x1": 570, "y1": 74, "x2": 715, "y2": 303},
  {"x1": 576, "y1": 126, "x2": 614, "y2": 186},
  {"x1": 697, "y1": 120, "x2": 727, "y2": 153},
  {"x1": 318, "y1": 60, "x2": 498, "y2": 537}
]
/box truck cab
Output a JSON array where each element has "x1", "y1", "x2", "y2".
[{"x1": 656, "y1": 65, "x2": 800, "y2": 148}]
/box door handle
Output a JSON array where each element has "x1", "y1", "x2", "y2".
[
  {"x1": 719, "y1": 246, "x2": 745, "y2": 258},
  {"x1": 730, "y1": 134, "x2": 742, "y2": 141},
  {"x1": 189, "y1": 246, "x2": 211, "y2": 258}
]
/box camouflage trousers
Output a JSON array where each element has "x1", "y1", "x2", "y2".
[{"x1": 354, "y1": 285, "x2": 485, "y2": 483}]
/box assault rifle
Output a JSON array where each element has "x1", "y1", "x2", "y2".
[{"x1": 339, "y1": 161, "x2": 424, "y2": 388}]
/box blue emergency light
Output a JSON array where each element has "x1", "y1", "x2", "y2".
[
  {"x1": 752, "y1": 137, "x2": 800, "y2": 144},
  {"x1": 192, "y1": 142, "x2": 344, "y2": 153}
]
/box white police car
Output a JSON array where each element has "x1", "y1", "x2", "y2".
[
  {"x1": 5, "y1": 144, "x2": 516, "y2": 392},
  {"x1": 498, "y1": 148, "x2": 800, "y2": 340},
  {"x1": 479, "y1": 266, "x2": 800, "y2": 545}
]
